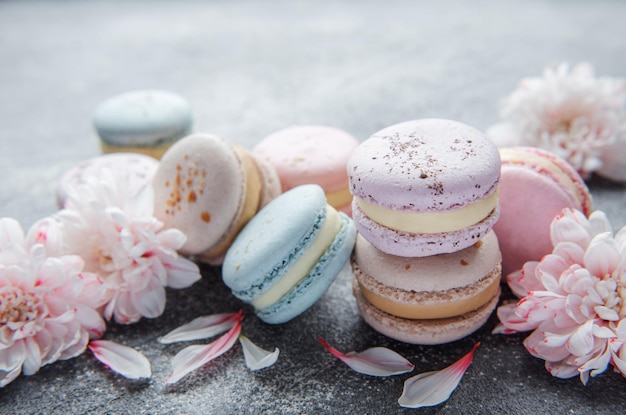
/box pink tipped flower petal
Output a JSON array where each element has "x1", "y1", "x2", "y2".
[
  {"x1": 239, "y1": 335, "x2": 279, "y2": 371},
  {"x1": 55, "y1": 168, "x2": 202, "y2": 324},
  {"x1": 158, "y1": 311, "x2": 242, "y2": 344},
  {"x1": 165, "y1": 320, "x2": 242, "y2": 385},
  {"x1": 318, "y1": 338, "x2": 414, "y2": 377},
  {"x1": 88, "y1": 340, "x2": 151, "y2": 379},
  {"x1": 398, "y1": 343, "x2": 480, "y2": 409}
]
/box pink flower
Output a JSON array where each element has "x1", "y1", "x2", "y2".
[
  {"x1": 495, "y1": 208, "x2": 626, "y2": 383},
  {"x1": 58, "y1": 168, "x2": 201, "y2": 324},
  {"x1": 0, "y1": 217, "x2": 106, "y2": 387},
  {"x1": 487, "y1": 62, "x2": 626, "y2": 181}
]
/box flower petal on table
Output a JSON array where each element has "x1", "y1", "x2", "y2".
[
  {"x1": 88, "y1": 340, "x2": 151, "y2": 379},
  {"x1": 398, "y1": 342, "x2": 480, "y2": 408},
  {"x1": 239, "y1": 335, "x2": 279, "y2": 371},
  {"x1": 318, "y1": 338, "x2": 414, "y2": 376},
  {"x1": 159, "y1": 311, "x2": 242, "y2": 344},
  {"x1": 165, "y1": 319, "x2": 241, "y2": 385}
]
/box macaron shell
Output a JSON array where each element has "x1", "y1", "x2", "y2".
[
  {"x1": 257, "y1": 212, "x2": 356, "y2": 324},
  {"x1": 254, "y1": 125, "x2": 359, "y2": 193},
  {"x1": 353, "y1": 231, "x2": 501, "y2": 302},
  {"x1": 495, "y1": 154, "x2": 591, "y2": 276},
  {"x1": 153, "y1": 134, "x2": 245, "y2": 256},
  {"x1": 348, "y1": 119, "x2": 500, "y2": 212},
  {"x1": 56, "y1": 153, "x2": 158, "y2": 208},
  {"x1": 353, "y1": 199, "x2": 500, "y2": 257},
  {"x1": 222, "y1": 185, "x2": 329, "y2": 298},
  {"x1": 94, "y1": 90, "x2": 192, "y2": 147},
  {"x1": 249, "y1": 152, "x2": 283, "y2": 207},
  {"x1": 353, "y1": 280, "x2": 500, "y2": 345}
]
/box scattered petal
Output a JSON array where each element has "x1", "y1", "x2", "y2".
[
  {"x1": 318, "y1": 338, "x2": 414, "y2": 377},
  {"x1": 239, "y1": 335, "x2": 279, "y2": 371},
  {"x1": 165, "y1": 320, "x2": 242, "y2": 385},
  {"x1": 398, "y1": 343, "x2": 480, "y2": 409},
  {"x1": 88, "y1": 340, "x2": 151, "y2": 379},
  {"x1": 159, "y1": 311, "x2": 242, "y2": 344}
]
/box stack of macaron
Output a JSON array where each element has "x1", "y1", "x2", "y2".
[
  {"x1": 347, "y1": 118, "x2": 503, "y2": 344},
  {"x1": 81, "y1": 91, "x2": 361, "y2": 324}
]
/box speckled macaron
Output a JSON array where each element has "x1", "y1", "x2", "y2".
[
  {"x1": 352, "y1": 230, "x2": 502, "y2": 344},
  {"x1": 56, "y1": 153, "x2": 159, "y2": 208},
  {"x1": 222, "y1": 185, "x2": 357, "y2": 324},
  {"x1": 93, "y1": 90, "x2": 192, "y2": 159},
  {"x1": 253, "y1": 125, "x2": 359, "y2": 215},
  {"x1": 152, "y1": 133, "x2": 281, "y2": 264},
  {"x1": 348, "y1": 119, "x2": 501, "y2": 257}
]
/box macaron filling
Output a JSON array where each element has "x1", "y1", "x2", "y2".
[
  {"x1": 199, "y1": 147, "x2": 263, "y2": 260},
  {"x1": 100, "y1": 141, "x2": 177, "y2": 159},
  {"x1": 357, "y1": 272, "x2": 501, "y2": 319},
  {"x1": 354, "y1": 189, "x2": 499, "y2": 234},
  {"x1": 251, "y1": 205, "x2": 342, "y2": 310},
  {"x1": 325, "y1": 187, "x2": 353, "y2": 209}
]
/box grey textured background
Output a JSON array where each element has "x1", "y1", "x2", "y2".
[{"x1": 1, "y1": 1, "x2": 626, "y2": 414}]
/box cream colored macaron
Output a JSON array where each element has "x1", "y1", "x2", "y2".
[{"x1": 153, "y1": 133, "x2": 281, "y2": 264}]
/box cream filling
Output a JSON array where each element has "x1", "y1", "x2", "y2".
[
  {"x1": 359, "y1": 276, "x2": 501, "y2": 320},
  {"x1": 325, "y1": 187, "x2": 353, "y2": 209},
  {"x1": 355, "y1": 189, "x2": 498, "y2": 234},
  {"x1": 100, "y1": 140, "x2": 173, "y2": 160},
  {"x1": 500, "y1": 148, "x2": 581, "y2": 204},
  {"x1": 252, "y1": 205, "x2": 342, "y2": 310}
]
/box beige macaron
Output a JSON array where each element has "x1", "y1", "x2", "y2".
[
  {"x1": 352, "y1": 230, "x2": 502, "y2": 344},
  {"x1": 153, "y1": 133, "x2": 281, "y2": 264}
]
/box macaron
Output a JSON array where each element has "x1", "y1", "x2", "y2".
[
  {"x1": 494, "y1": 146, "x2": 593, "y2": 276},
  {"x1": 56, "y1": 153, "x2": 159, "y2": 208},
  {"x1": 222, "y1": 185, "x2": 357, "y2": 324},
  {"x1": 93, "y1": 90, "x2": 193, "y2": 159},
  {"x1": 352, "y1": 230, "x2": 502, "y2": 345},
  {"x1": 253, "y1": 125, "x2": 359, "y2": 215},
  {"x1": 152, "y1": 133, "x2": 281, "y2": 264},
  {"x1": 348, "y1": 119, "x2": 501, "y2": 257}
]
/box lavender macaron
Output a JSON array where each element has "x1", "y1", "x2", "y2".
[{"x1": 347, "y1": 119, "x2": 501, "y2": 257}]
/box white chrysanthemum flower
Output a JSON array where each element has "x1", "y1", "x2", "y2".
[
  {"x1": 58, "y1": 168, "x2": 201, "y2": 325},
  {"x1": 0, "y1": 217, "x2": 106, "y2": 387},
  {"x1": 488, "y1": 62, "x2": 626, "y2": 181}
]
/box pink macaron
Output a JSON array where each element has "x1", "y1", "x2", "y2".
[
  {"x1": 352, "y1": 230, "x2": 502, "y2": 344},
  {"x1": 253, "y1": 125, "x2": 359, "y2": 215},
  {"x1": 347, "y1": 119, "x2": 501, "y2": 257},
  {"x1": 493, "y1": 146, "x2": 593, "y2": 276},
  {"x1": 56, "y1": 153, "x2": 159, "y2": 208}
]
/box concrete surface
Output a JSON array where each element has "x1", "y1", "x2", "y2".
[{"x1": 1, "y1": 0, "x2": 626, "y2": 414}]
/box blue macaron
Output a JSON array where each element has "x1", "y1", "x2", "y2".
[
  {"x1": 222, "y1": 184, "x2": 356, "y2": 324},
  {"x1": 93, "y1": 89, "x2": 192, "y2": 158}
]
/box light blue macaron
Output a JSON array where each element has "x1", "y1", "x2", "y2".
[
  {"x1": 93, "y1": 90, "x2": 192, "y2": 156},
  {"x1": 222, "y1": 184, "x2": 357, "y2": 324}
]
